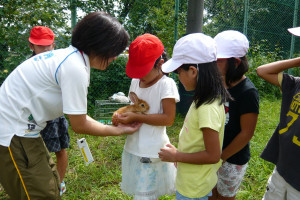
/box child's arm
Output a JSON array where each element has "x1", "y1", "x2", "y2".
[
  {"x1": 159, "y1": 128, "x2": 221, "y2": 164},
  {"x1": 117, "y1": 98, "x2": 176, "y2": 126},
  {"x1": 220, "y1": 113, "x2": 258, "y2": 162},
  {"x1": 256, "y1": 57, "x2": 300, "y2": 87}
]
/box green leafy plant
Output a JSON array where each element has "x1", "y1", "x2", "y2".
[{"x1": 247, "y1": 40, "x2": 283, "y2": 99}]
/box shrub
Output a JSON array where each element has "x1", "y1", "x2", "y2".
[{"x1": 247, "y1": 40, "x2": 283, "y2": 99}]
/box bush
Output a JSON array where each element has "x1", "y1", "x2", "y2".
[{"x1": 247, "y1": 40, "x2": 283, "y2": 99}]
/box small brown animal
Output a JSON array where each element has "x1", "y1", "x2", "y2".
[{"x1": 112, "y1": 92, "x2": 150, "y2": 125}]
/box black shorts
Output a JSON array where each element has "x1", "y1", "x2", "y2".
[{"x1": 40, "y1": 116, "x2": 70, "y2": 152}]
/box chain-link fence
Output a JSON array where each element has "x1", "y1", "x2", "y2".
[
  {"x1": 1, "y1": 0, "x2": 300, "y2": 117},
  {"x1": 205, "y1": 0, "x2": 300, "y2": 58}
]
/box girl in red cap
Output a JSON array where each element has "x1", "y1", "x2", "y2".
[
  {"x1": 0, "y1": 12, "x2": 140, "y2": 200},
  {"x1": 114, "y1": 33, "x2": 180, "y2": 199}
]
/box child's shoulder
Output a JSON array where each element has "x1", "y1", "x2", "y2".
[
  {"x1": 199, "y1": 99, "x2": 224, "y2": 112},
  {"x1": 160, "y1": 75, "x2": 176, "y2": 84},
  {"x1": 282, "y1": 73, "x2": 300, "y2": 89}
]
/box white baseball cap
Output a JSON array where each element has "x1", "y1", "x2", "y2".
[
  {"x1": 288, "y1": 27, "x2": 300, "y2": 36},
  {"x1": 162, "y1": 33, "x2": 217, "y2": 73},
  {"x1": 214, "y1": 30, "x2": 249, "y2": 59}
]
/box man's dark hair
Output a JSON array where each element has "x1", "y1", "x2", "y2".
[{"x1": 72, "y1": 12, "x2": 129, "y2": 61}]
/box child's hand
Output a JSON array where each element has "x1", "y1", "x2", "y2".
[
  {"x1": 158, "y1": 144, "x2": 177, "y2": 162},
  {"x1": 112, "y1": 112, "x2": 135, "y2": 125},
  {"x1": 117, "y1": 112, "x2": 137, "y2": 124}
]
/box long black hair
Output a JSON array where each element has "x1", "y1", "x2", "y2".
[
  {"x1": 71, "y1": 12, "x2": 129, "y2": 60},
  {"x1": 179, "y1": 62, "x2": 232, "y2": 108},
  {"x1": 225, "y1": 56, "x2": 248, "y2": 88}
]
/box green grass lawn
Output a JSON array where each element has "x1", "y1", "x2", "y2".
[{"x1": 0, "y1": 98, "x2": 281, "y2": 200}]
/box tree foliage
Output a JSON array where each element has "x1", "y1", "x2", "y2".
[
  {"x1": 0, "y1": 0, "x2": 71, "y2": 74},
  {"x1": 73, "y1": 0, "x2": 188, "y2": 55},
  {"x1": 0, "y1": 0, "x2": 189, "y2": 71},
  {"x1": 1, "y1": 0, "x2": 189, "y2": 107},
  {"x1": 2, "y1": 0, "x2": 295, "y2": 102}
]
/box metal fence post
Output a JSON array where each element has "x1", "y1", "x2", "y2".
[
  {"x1": 243, "y1": 0, "x2": 249, "y2": 36},
  {"x1": 71, "y1": 0, "x2": 77, "y2": 29},
  {"x1": 289, "y1": 0, "x2": 299, "y2": 74},
  {"x1": 186, "y1": 0, "x2": 204, "y2": 34},
  {"x1": 174, "y1": 0, "x2": 179, "y2": 44},
  {"x1": 172, "y1": 0, "x2": 180, "y2": 81}
]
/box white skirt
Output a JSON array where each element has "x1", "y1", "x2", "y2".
[{"x1": 120, "y1": 150, "x2": 176, "y2": 200}]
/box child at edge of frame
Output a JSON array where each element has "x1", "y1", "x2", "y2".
[
  {"x1": 158, "y1": 33, "x2": 232, "y2": 200},
  {"x1": 113, "y1": 33, "x2": 180, "y2": 200},
  {"x1": 256, "y1": 26, "x2": 300, "y2": 200}
]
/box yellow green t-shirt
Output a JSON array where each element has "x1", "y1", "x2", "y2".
[{"x1": 176, "y1": 100, "x2": 225, "y2": 198}]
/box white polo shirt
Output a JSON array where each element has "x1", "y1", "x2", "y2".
[{"x1": 0, "y1": 45, "x2": 90, "y2": 147}]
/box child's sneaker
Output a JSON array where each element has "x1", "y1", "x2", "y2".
[{"x1": 60, "y1": 181, "x2": 66, "y2": 196}]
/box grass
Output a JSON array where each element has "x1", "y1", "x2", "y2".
[
  {"x1": 235, "y1": 98, "x2": 280, "y2": 200},
  {"x1": 0, "y1": 98, "x2": 281, "y2": 200}
]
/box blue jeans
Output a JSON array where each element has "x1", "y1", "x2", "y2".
[{"x1": 176, "y1": 191, "x2": 212, "y2": 200}]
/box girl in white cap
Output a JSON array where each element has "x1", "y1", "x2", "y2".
[
  {"x1": 159, "y1": 33, "x2": 231, "y2": 200},
  {"x1": 210, "y1": 30, "x2": 259, "y2": 200},
  {"x1": 256, "y1": 27, "x2": 300, "y2": 200}
]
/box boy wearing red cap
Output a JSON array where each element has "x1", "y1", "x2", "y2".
[
  {"x1": 257, "y1": 27, "x2": 300, "y2": 200},
  {"x1": 115, "y1": 33, "x2": 180, "y2": 199},
  {"x1": 29, "y1": 26, "x2": 69, "y2": 196},
  {"x1": 29, "y1": 26, "x2": 56, "y2": 55}
]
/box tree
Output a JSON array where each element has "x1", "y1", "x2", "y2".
[
  {"x1": 0, "y1": 0, "x2": 70, "y2": 76},
  {"x1": 146, "y1": 0, "x2": 188, "y2": 55},
  {"x1": 73, "y1": 0, "x2": 188, "y2": 56}
]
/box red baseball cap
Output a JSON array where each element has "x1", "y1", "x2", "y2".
[
  {"x1": 29, "y1": 26, "x2": 55, "y2": 45},
  {"x1": 126, "y1": 33, "x2": 164, "y2": 78}
]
